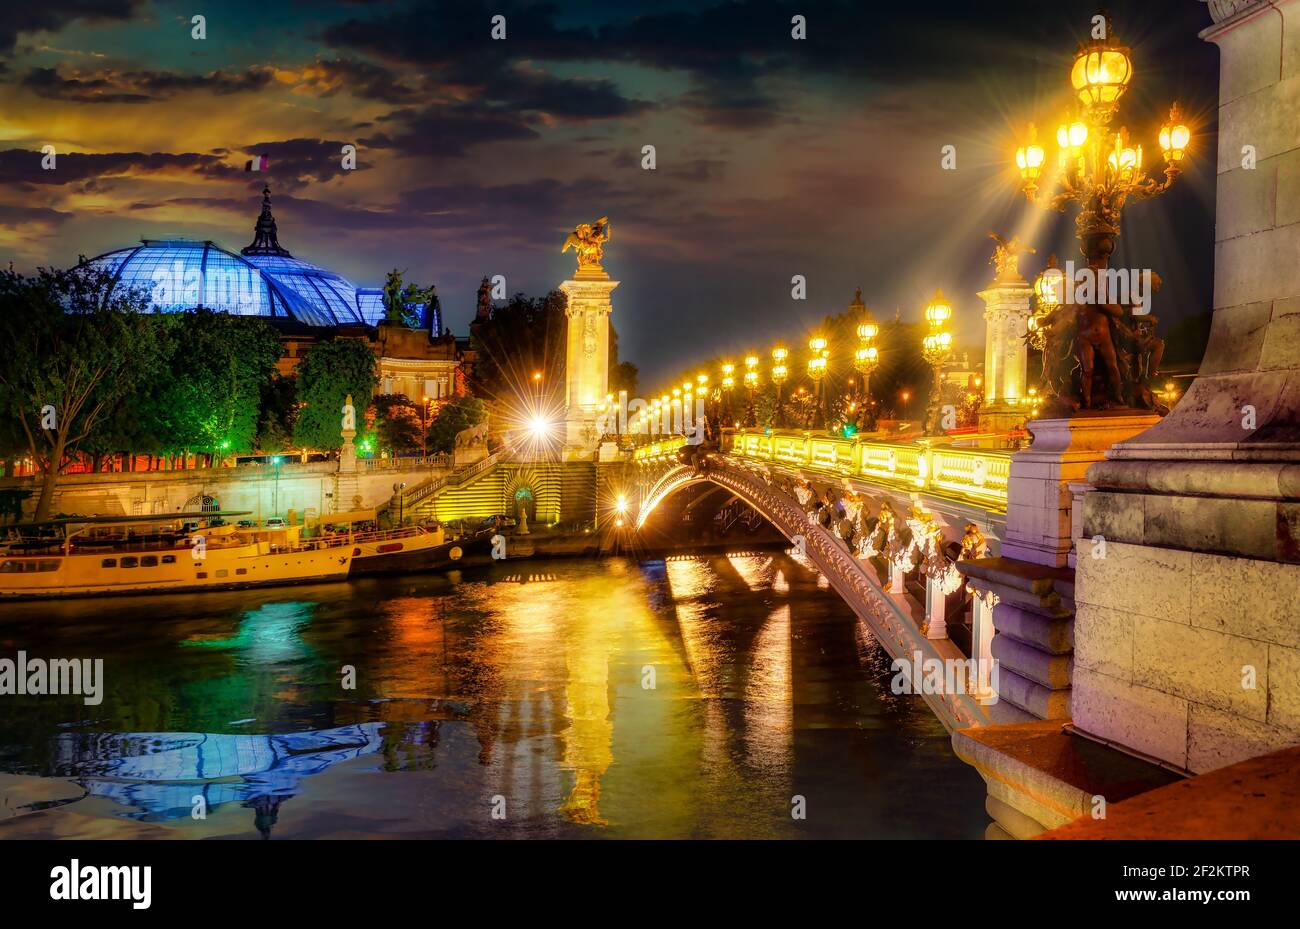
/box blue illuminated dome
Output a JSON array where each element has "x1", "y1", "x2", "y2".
[{"x1": 81, "y1": 187, "x2": 384, "y2": 328}]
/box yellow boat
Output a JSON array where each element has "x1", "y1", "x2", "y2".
[
  {"x1": 308, "y1": 509, "x2": 489, "y2": 576},
  {"x1": 0, "y1": 512, "x2": 354, "y2": 600}
]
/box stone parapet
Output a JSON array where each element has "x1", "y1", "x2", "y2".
[{"x1": 1001, "y1": 414, "x2": 1159, "y2": 568}]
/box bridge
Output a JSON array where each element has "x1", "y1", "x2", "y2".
[{"x1": 622, "y1": 429, "x2": 1014, "y2": 731}]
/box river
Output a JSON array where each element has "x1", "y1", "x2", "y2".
[{"x1": 0, "y1": 551, "x2": 988, "y2": 839}]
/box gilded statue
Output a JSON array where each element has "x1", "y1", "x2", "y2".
[
  {"x1": 959, "y1": 522, "x2": 986, "y2": 561},
  {"x1": 562, "y1": 216, "x2": 612, "y2": 273},
  {"x1": 1033, "y1": 266, "x2": 1168, "y2": 415},
  {"x1": 988, "y1": 232, "x2": 1035, "y2": 282}
]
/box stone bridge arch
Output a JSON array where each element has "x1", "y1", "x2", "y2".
[{"x1": 633, "y1": 457, "x2": 991, "y2": 730}]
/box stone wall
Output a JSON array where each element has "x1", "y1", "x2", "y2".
[
  {"x1": 1074, "y1": 540, "x2": 1300, "y2": 772},
  {"x1": 3, "y1": 463, "x2": 446, "y2": 521}
]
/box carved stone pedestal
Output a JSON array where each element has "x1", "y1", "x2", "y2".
[
  {"x1": 561, "y1": 272, "x2": 618, "y2": 458},
  {"x1": 1001, "y1": 414, "x2": 1159, "y2": 569}
]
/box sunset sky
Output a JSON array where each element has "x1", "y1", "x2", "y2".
[{"x1": 0, "y1": 0, "x2": 1220, "y2": 384}]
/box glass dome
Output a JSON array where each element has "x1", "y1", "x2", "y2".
[{"x1": 81, "y1": 240, "x2": 382, "y2": 328}]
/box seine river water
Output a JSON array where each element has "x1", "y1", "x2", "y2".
[{"x1": 0, "y1": 552, "x2": 988, "y2": 839}]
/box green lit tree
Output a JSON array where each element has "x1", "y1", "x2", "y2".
[
  {"x1": 292, "y1": 338, "x2": 377, "y2": 452},
  {"x1": 0, "y1": 265, "x2": 161, "y2": 521},
  {"x1": 426, "y1": 395, "x2": 487, "y2": 455},
  {"x1": 141, "y1": 311, "x2": 282, "y2": 461},
  {"x1": 256, "y1": 374, "x2": 298, "y2": 454},
  {"x1": 370, "y1": 394, "x2": 423, "y2": 455}
]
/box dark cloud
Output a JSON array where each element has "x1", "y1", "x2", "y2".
[
  {"x1": 359, "y1": 104, "x2": 539, "y2": 159},
  {"x1": 0, "y1": 0, "x2": 144, "y2": 53},
  {"x1": 484, "y1": 70, "x2": 652, "y2": 120},
  {"x1": 293, "y1": 57, "x2": 423, "y2": 103},
  {"x1": 0, "y1": 202, "x2": 73, "y2": 228},
  {"x1": 237, "y1": 138, "x2": 374, "y2": 189},
  {"x1": 20, "y1": 65, "x2": 273, "y2": 102},
  {"x1": 0, "y1": 149, "x2": 228, "y2": 186},
  {"x1": 321, "y1": 1, "x2": 649, "y2": 124}
]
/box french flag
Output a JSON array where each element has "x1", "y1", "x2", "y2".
[{"x1": 244, "y1": 154, "x2": 268, "y2": 172}]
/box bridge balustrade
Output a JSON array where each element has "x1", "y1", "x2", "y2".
[
  {"x1": 727, "y1": 429, "x2": 1011, "y2": 512},
  {"x1": 632, "y1": 436, "x2": 689, "y2": 461}
]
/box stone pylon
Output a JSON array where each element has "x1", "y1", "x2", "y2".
[
  {"x1": 560, "y1": 270, "x2": 618, "y2": 459},
  {"x1": 977, "y1": 276, "x2": 1033, "y2": 433}
]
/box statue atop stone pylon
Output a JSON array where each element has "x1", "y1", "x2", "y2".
[
  {"x1": 988, "y1": 232, "x2": 1035, "y2": 282},
  {"x1": 562, "y1": 216, "x2": 612, "y2": 274}
]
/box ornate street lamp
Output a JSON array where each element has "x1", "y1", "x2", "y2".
[
  {"x1": 807, "y1": 336, "x2": 829, "y2": 430},
  {"x1": 1013, "y1": 16, "x2": 1189, "y2": 415},
  {"x1": 771, "y1": 346, "x2": 789, "y2": 429},
  {"x1": 1016, "y1": 17, "x2": 1189, "y2": 264},
  {"x1": 921, "y1": 289, "x2": 954, "y2": 436},
  {"x1": 742, "y1": 354, "x2": 760, "y2": 427},
  {"x1": 854, "y1": 308, "x2": 880, "y2": 431}
]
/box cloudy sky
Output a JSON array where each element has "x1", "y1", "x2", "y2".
[{"x1": 0, "y1": 0, "x2": 1220, "y2": 385}]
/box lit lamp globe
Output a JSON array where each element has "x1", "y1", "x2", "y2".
[
  {"x1": 1071, "y1": 29, "x2": 1133, "y2": 115},
  {"x1": 853, "y1": 344, "x2": 879, "y2": 372},
  {"x1": 924, "y1": 289, "x2": 953, "y2": 330},
  {"x1": 1016, "y1": 124, "x2": 1047, "y2": 193},
  {"x1": 771, "y1": 346, "x2": 789, "y2": 385},
  {"x1": 1029, "y1": 256, "x2": 1064, "y2": 351},
  {"x1": 922, "y1": 330, "x2": 954, "y2": 365},
  {"x1": 1159, "y1": 104, "x2": 1191, "y2": 163}
]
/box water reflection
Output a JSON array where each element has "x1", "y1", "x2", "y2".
[
  {"x1": 53, "y1": 724, "x2": 386, "y2": 836},
  {"x1": 0, "y1": 553, "x2": 988, "y2": 839}
]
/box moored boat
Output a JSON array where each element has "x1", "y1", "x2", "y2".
[
  {"x1": 309, "y1": 510, "x2": 497, "y2": 576},
  {"x1": 0, "y1": 512, "x2": 354, "y2": 600}
]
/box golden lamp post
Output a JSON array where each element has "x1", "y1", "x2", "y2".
[
  {"x1": 806, "y1": 336, "x2": 829, "y2": 430},
  {"x1": 1015, "y1": 17, "x2": 1190, "y2": 265},
  {"x1": 719, "y1": 363, "x2": 735, "y2": 425},
  {"x1": 771, "y1": 346, "x2": 789, "y2": 429},
  {"x1": 853, "y1": 313, "x2": 880, "y2": 430},
  {"x1": 921, "y1": 289, "x2": 954, "y2": 436},
  {"x1": 742, "y1": 354, "x2": 760, "y2": 427}
]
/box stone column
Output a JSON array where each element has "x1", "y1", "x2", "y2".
[
  {"x1": 970, "y1": 590, "x2": 997, "y2": 688},
  {"x1": 977, "y1": 278, "x2": 1033, "y2": 433},
  {"x1": 925, "y1": 576, "x2": 948, "y2": 639},
  {"x1": 889, "y1": 561, "x2": 907, "y2": 594},
  {"x1": 335, "y1": 392, "x2": 360, "y2": 513},
  {"x1": 560, "y1": 271, "x2": 619, "y2": 459},
  {"x1": 1071, "y1": 0, "x2": 1300, "y2": 774}
]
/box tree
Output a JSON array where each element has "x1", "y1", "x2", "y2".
[
  {"x1": 292, "y1": 338, "x2": 377, "y2": 452},
  {"x1": 371, "y1": 394, "x2": 423, "y2": 455},
  {"x1": 610, "y1": 360, "x2": 639, "y2": 397},
  {"x1": 468, "y1": 290, "x2": 568, "y2": 404},
  {"x1": 141, "y1": 311, "x2": 282, "y2": 460},
  {"x1": 0, "y1": 266, "x2": 160, "y2": 521},
  {"x1": 426, "y1": 396, "x2": 487, "y2": 454},
  {"x1": 256, "y1": 374, "x2": 298, "y2": 454}
]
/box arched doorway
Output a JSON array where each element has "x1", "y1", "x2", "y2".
[{"x1": 184, "y1": 493, "x2": 220, "y2": 512}]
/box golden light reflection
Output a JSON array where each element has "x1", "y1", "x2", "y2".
[
  {"x1": 743, "y1": 603, "x2": 793, "y2": 779},
  {"x1": 725, "y1": 553, "x2": 775, "y2": 590}
]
